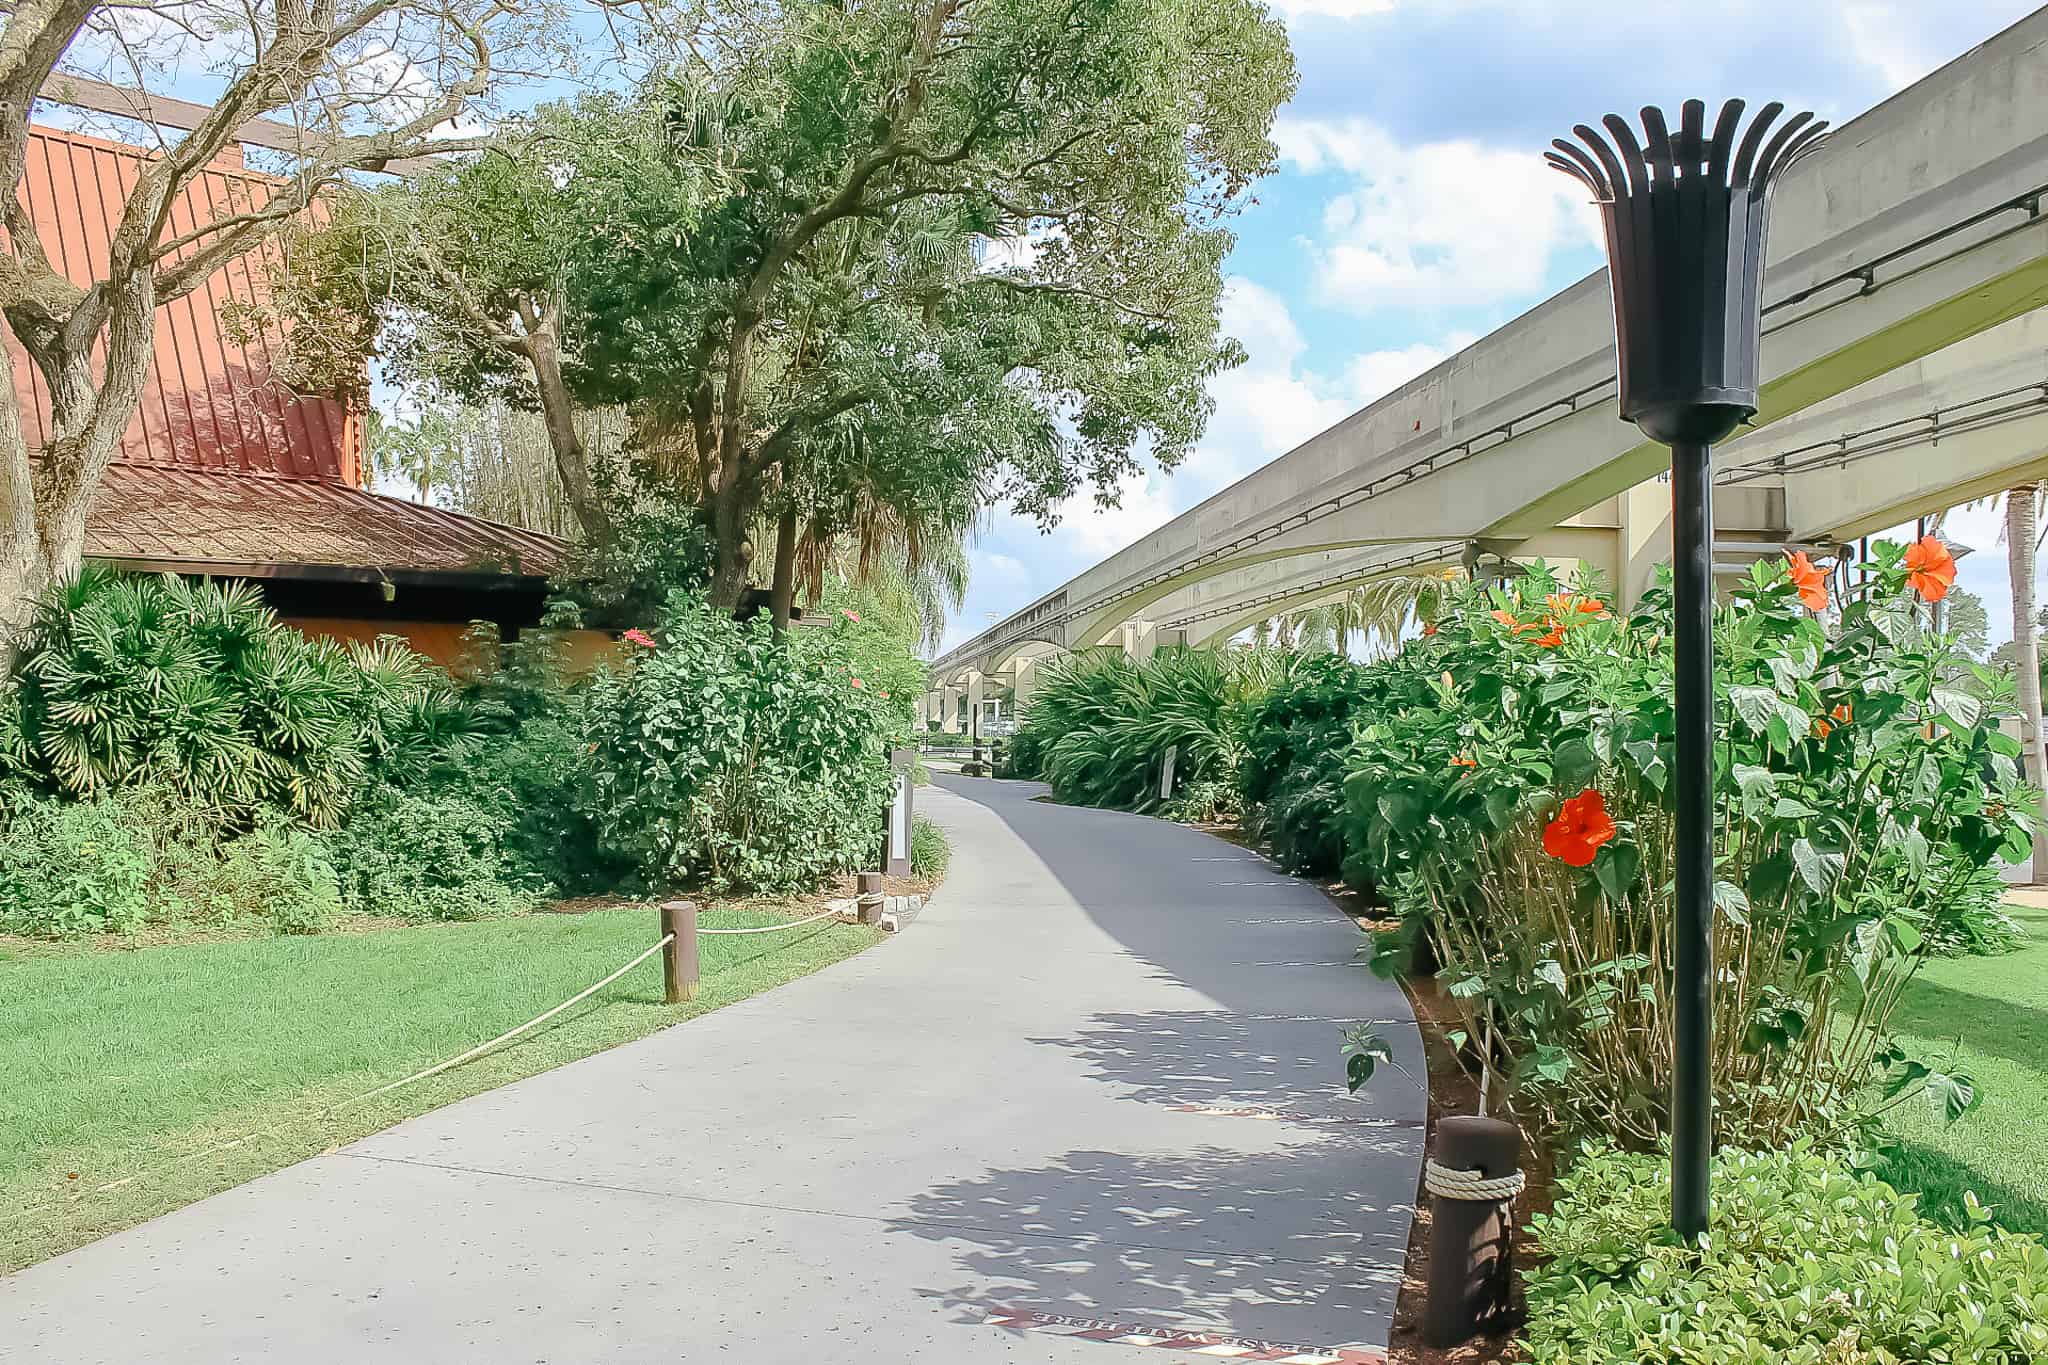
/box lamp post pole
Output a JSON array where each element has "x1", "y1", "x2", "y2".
[
  {"x1": 1549, "y1": 99, "x2": 1829, "y2": 1240},
  {"x1": 1668, "y1": 439, "x2": 1715, "y2": 1239}
]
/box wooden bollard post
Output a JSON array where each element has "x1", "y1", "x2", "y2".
[
  {"x1": 1423, "y1": 1115, "x2": 1522, "y2": 1347},
  {"x1": 660, "y1": 900, "x2": 699, "y2": 1004},
  {"x1": 856, "y1": 871, "x2": 885, "y2": 926}
]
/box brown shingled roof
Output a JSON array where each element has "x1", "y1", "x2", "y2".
[{"x1": 86, "y1": 464, "x2": 568, "y2": 583}]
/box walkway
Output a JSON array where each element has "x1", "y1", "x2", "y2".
[{"x1": 0, "y1": 776, "x2": 1425, "y2": 1363}]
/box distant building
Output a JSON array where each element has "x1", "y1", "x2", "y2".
[{"x1": 7, "y1": 123, "x2": 568, "y2": 666}]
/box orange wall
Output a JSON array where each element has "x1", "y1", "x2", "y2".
[
  {"x1": 284, "y1": 617, "x2": 475, "y2": 668},
  {"x1": 285, "y1": 616, "x2": 623, "y2": 674}
]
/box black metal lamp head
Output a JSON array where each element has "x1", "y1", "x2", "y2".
[{"x1": 1548, "y1": 100, "x2": 1829, "y2": 446}]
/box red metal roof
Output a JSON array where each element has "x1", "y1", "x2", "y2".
[
  {"x1": 87, "y1": 463, "x2": 566, "y2": 580},
  {"x1": 9, "y1": 123, "x2": 361, "y2": 483}
]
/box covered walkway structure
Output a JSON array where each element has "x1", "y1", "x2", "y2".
[{"x1": 926, "y1": 12, "x2": 2048, "y2": 727}]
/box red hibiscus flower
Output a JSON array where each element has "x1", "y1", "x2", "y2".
[
  {"x1": 1544, "y1": 789, "x2": 1617, "y2": 868},
  {"x1": 1786, "y1": 552, "x2": 1829, "y2": 613},
  {"x1": 622, "y1": 628, "x2": 656, "y2": 649},
  {"x1": 1903, "y1": 536, "x2": 1956, "y2": 603},
  {"x1": 1422, "y1": 621, "x2": 1439, "y2": 637}
]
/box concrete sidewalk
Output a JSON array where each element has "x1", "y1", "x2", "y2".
[{"x1": 1, "y1": 776, "x2": 1424, "y2": 1364}]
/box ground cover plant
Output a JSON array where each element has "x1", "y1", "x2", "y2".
[
  {"x1": 1307, "y1": 542, "x2": 2033, "y2": 1148},
  {"x1": 0, "y1": 904, "x2": 879, "y2": 1274},
  {"x1": 1527, "y1": 1143, "x2": 2048, "y2": 1362}
]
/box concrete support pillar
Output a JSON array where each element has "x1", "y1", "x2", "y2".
[
  {"x1": 1012, "y1": 655, "x2": 1040, "y2": 707},
  {"x1": 1616, "y1": 477, "x2": 1672, "y2": 611},
  {"x1": 1122, "y1": 619, "x2": 1159, "y2": 661},
  {"x1": 966, "y1": 673, "x2": 986, "y2": 738}
]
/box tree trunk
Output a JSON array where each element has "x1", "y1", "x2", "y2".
[
  {"x1": 525, "y1": 329, "x2": 609, "y2": 545},
  {"x1": 2007, "y1": 484, "x2": 2046, "y2": 882},
  {"x1": 705, "y1": 484, "x2": 753, "y2": 611},
  {"x1": 0, "y1": 279, "x2": 157, "y2": 661},
  {"x1": 769, "y1": 507, "x2": 798, "y2": 631}
]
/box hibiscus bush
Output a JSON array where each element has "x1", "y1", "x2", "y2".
[{"x1": 1331, "y1": 538, "x2": 2034, "y2": 1145}]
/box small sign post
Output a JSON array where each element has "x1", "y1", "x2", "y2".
[
  {"x1": 1160, "y1": 744, "x2": 1178, "y2": 804},
  {"x1": 884, "y1": 746, "x2": 913, "y2": 876}
]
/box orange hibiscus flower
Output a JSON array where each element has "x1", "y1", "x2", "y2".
[
  {"x1": 1544, "y1": 789, "x2": 1617, "y2": 868},
  {"x1": 1449, "y1": 753, "x2": 1476, "y2": 768},
  {"x1": 1786, "y1": 552, "x2": 1829, "y2": 612},
  {"x1": 1903, "y1": 536, "x2": 1956, "y2": 603},
  {"x1": 1422, "y1": 621, "x2": 1439, "y2": 637},
  {"x1": 1491, "y1": 609, "x2": 1519, "y2": 629},
  {"x1": 1533, "y1": 625, "x2": 1567, "y2": 648}
]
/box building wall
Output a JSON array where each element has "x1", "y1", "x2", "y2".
[{"x1": 284, "y1": 616, "x2": 619, "y2": 674}]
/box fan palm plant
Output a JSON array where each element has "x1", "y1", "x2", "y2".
[
  {"x1": 1282, "y1": 570, "x2": 1461, "y2": 659},
  {"x1": 10, "y1": 571, "x2": 478, "y2": 829}
]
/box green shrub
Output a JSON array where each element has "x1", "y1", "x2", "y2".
[
  {"x1": 8, "y1": 571, "x2": 477, "y2": 829},
  {"x1": 1332, "y1": 548, "x2": 2032, "y2": 1146},
  {"x1": 327, "y1": 792, "x2": 532, "y2": 921},
  {"x1": 0, "y1": 794, "x2": 155, "y2": 937},
  {"x1": 581, "y1": 601, "x2": 897, "y2": 894},
  {"x1": 207, "y1": 823, "x2": 343, "y2": 935},
  {"x1": 909, "y1": 814, "x2": 951, "y2": 880},
  {"x1": 1010, "y1": 647, "x2": 1281, "y2": 813},
  {"x1": 1528, "y1": 1143, "x2": 2048, "y2": 1363},
  {"x1": 1161, "y1": 777, "x2": 1234, "y2": 823},
  {"x1": 1235, "y1": 652, "x2": 1428, "y2": 875},
  {"x1": 992, "y1": 726, "x2": 1042, "y2": 779}
]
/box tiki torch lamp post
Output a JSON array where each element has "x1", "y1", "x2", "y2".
[{"x1": 1547, "y1": 101, "x2": 1828, "y2": 1241}]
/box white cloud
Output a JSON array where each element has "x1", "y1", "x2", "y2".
[
  {"x1": 1262, "y1": 0, "x2": 1399, "y2": 21},
  {"x1": 1275, "y1": 116, "x2": 1603, "y2": 314}
]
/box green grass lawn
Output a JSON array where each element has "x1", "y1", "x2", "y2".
[
  {"x1": 1875, "y1": 899, "x2": 2048, "y2": 1237},
  {"x1": 1, "y1": 905, "x2": 878, "y2": 1273}
]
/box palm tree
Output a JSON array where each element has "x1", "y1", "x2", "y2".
[
  {"x1": 2005, "y1": 484, "x2": 2046, "y2": 881},
  {"x1": 1284, "y1": 570, "x2": 1461, "y2": 660}
]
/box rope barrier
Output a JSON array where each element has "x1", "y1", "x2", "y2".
[
  {"x1": 1424, "y1": 1158, "x2": 1526, "y2": 1203},
  {"x1": 336, "y1": 933, "x2": 677, "y2": 1108},
  {"x1": 19, "y1": 904, "x2": 866, "y2": 1233},
  {"x1": 696, "y1": 907, "x2": 847, "y2": 935}
]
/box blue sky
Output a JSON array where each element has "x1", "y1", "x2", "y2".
[{"x1": 939, "y1": 0, "x2": 2048, "y2": 653}]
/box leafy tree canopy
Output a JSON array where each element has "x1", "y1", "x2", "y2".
[{"x1": 263, "y1": 0, "x2": 1297, "y2": 604}]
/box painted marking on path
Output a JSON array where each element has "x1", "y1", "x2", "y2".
[{"x1": 978, "y1": 1307, "x2": 1384, "y2": 1363}]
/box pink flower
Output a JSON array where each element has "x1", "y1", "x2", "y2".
[
  {"x1": 880, "y1": 692, "x2": 890, "y2": 699},
  {"x1": 850, "y1": 677, "x2": 865, "y2": 688},
  {"x1": 622, "y1": 628, "x2": 656, "y2": 649},
  {"x1": 843, "y1": 609, "x2": 861, "y2": 623}
]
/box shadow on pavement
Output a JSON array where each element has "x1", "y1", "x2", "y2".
[{"x1": 892, "y1": 1138, "x2": 1411, "y2": 1348}]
